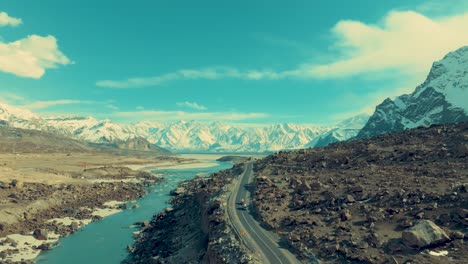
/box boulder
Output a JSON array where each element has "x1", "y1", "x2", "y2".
[
  {"x1": 70, "y1": 222, "x2": 79, "y2": 231},
  {"x1": 310, "y1": 181, "x2": 323, "y2": 191},
  {"x1": 37, "y1": 243, "x2": 53, "y2": 250},
  {"x1": 296, "y1": 183, "x2": 311, "y2": 194},
  {"x1": 33, "y1": 228, "x2": 49, "y2": 240},
  {"x1": 346, "y1": 194, "x2": 356, "y2": 203},
  {"x1": 170, "y1": 187, "x2": 186, "y2": 196},
  {"x1": 323, "y1": 191, "x2": 337, "y2": 202},
  {"x1": 350, "y1": 185, "x2": 364, "y2": 193},
  {"x1": 402, "y1": 220, "x2": 450, "y2": 248},
  {"x1": 454, "y1": 208, "x2": 468, "y2": 219},
  {"x1": 258, "y1": 176, "x2": 268, "y2": 181},
  {"x1": 340, "y1": 209, "x2": 352, "y2": 221},
  {"x1": 10, "y1": 179, "x2": 24, "y2": 189}
]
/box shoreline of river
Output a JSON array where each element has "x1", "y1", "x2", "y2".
[{"x1": 0, "y1": 157, "x2": 230, "y2": 263}]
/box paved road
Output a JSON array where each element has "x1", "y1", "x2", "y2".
[{"x1": 227, "y1": 162, "x2": 302, "y2": 264}]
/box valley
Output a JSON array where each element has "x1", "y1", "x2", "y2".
[{"x1": 0, "y1": 3, "x2": 467, "y2": 263}]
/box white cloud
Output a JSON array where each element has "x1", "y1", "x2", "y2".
[
  {"x1": 0, "y1": 12, "x2": 22, "y2": 27},
  {"x1": 0, "y1": 91, "x2": 25, "y2": 103},
  {"x1": 96, "y1": 10, "x2": 468, "y2": 88},
  {"x1": 414, "y1": 0, "x2": 468, "y2": 16},
  {"x1": 21, "y1": 99, "x2": 119, "y2": 110},
  {"x1": 305, "y1": 11, "x2": 468, "y2": 79},
  {"x1": 106, "y1": 104, "x2": 119, "y2": 110},
  {"x1": 96, "y1": 67, "x2": 285, "y2": 88},
  {"x1": 0, "y1": 35, "x2": 71, "y2": 78},
  {"x1": 176, "y1": 101, "x2": 207, "y2": 110},
  {"x1": 114, "y1": 110, "x2": 269, "y2": 122},
  {"x1": 23, "y1": 99, "x2": 95, "y2": 110}
]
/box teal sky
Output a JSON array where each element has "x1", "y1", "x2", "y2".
[{"x1": 1, "y1": 0, "x2": 468, "y2": 125}]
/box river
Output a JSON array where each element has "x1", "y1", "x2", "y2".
[{"x1": 36, "y1": 154, "x2": 233, "y2": 264}]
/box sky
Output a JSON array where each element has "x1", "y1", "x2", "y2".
[{"x1": 1, "y1": 0, "x2": 468, "y2": 125}]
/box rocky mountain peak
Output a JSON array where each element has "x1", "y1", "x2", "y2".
[{"x1": 357, "y1": 46, "x2": 468, "y2": 139}]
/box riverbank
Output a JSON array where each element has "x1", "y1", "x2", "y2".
[
  {"x1": 0, "y1": 152, "x2": 185, "y2": 263},
  {"x1": 36, "y1": 157, "x2": 235, "y2": 264},
  {"x1": 128, "y1": 162, "x2": 258, "y2": 264}
]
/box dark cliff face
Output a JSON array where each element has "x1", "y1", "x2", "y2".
[{"x1": 357, "y1": 47, "x2": 468, "y2": 139}]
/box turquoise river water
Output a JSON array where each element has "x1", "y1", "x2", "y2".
[{"x1": 36, "y1": 158, "x2": 232, "y2": 264}]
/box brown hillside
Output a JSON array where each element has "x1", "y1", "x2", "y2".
[{"x1": 253, "y1": 123, "x2": 468, "y2": 263}]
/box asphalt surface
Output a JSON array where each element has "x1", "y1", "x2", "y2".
[{"x1": 227, "y1": 162, "x2": 302, "y2": 264}]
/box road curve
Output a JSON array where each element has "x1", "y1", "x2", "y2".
[{"x1": 227, "y1": 161, "x2": 302, "y2": 264}]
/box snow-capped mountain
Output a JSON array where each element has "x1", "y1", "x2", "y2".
[
  {"x1": 309, "y1": 114, "x2": 370, "y2": 147},
  {"x1": 358, "y1": 46, "x2": 468, "y2": 139},
  {"x1": 135, "y1": 121, "x2": 331, "y2": 152},
  {"x1": 0, "y1": 103, "x2": 55, "y2": 132},
  {"x1": 0, "y1": 102, "x2": 368, "y2": 152},
  {"x1": 45, "y1": 116, "x2": 145, "y2": 143}
]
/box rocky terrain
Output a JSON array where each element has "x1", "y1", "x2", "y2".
[
  {"x1": 0, "y1": 125, "x2": 181, "y2": 263},
  {"x1": 253, "y1": 122, "x2": 468, "y2": 263},
  {"x1": 128, "y1": 164, "x2": 258, "y2": 264},
  {"x1": 0, "y1": 162, "x2": 164, "y2": 263},
  {"x1": 0, "y1": 178, "x2": 148, "y2": 237}
]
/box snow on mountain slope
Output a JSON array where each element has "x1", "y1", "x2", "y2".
[
  {"x1": 0, "y1": 104, "x2": 367, "y2": 152},
  {"x1": 336, "y1": 114, "x2": 371, "y2": 129},
  {"x1": 140, "y1": 121, "x2": 330, "y2": 152},
  {"x1": 313, "y1": 128, "x2": 362, "y2": 148},
  {"x1": 0, "y1": 103, "x2": 54, "y2": 132},
  {"x1": 46, "y1": 116, "x2": 142, "y2": 143},
  {"x1": 308, "y1": 114, "x2": 370, "y2": 147},
  {"x1": 358, "y1": 46, "x2": 468, "y2": 139}
]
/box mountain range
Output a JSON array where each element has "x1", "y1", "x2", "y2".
[
  {"x1": 0, "y1": 103, "x2": 369, "y2": 152},
  {"x1": 1, "y1": 46, "x2": 467, "y2": 152}
]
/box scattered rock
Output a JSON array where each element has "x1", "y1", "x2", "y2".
[
  {"x1": 127, "y1": 245, "x2": 135, "y2": 253},
  {"x1": 36, "y1": 243, "x2": 53, "y2": 250},
  {"x1": 170, "y1": 187, "x2": 186, "y2": 196},
  {"x1": 451, "y1": 231, "x2": 465, "y2": 240},
  {"x1": 454, "y1": 208, "x2": 468, "y2": 219},
  {"x1": 402, "y1": 220, "x2": 450, "y2": 248},
  {"x1": 296, "y1": 182, "x2": 311, "y2": 194},
  {"x1": 70, "y1": 221, "x2": 79, "y2": 231},
  {"x1": 345, "y1": 194, "x2": 355, "y2": 203},
  {"x1": 310, "y1": 181, "x2": 323, "y2": 191},
  {"x1": 350, "y1": 185, "x2": 364, "y2": 193},
  {"x1": 10, "y1": 179, "x2": 24, "y2": 189},
  {"x1": 340, "y1": 209, "x2": 352, "y2": 221},
  {"x1": 326, "y1": 244, "x2": 340, "y2": 253}
]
